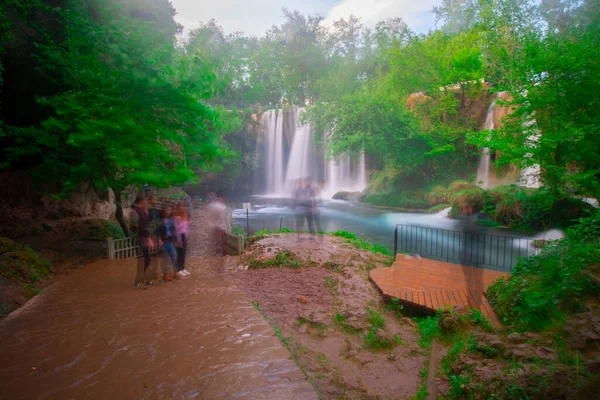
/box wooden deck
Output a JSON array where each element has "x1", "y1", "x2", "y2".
[{"x1": 370, "y1": 255, "x2": 510, "y2": 328}]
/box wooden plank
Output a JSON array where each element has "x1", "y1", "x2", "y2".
[
  {"x1": 424, "y1": 291, "x2": 433, "y2": 309},
  {"x1": 464, "y1": 289, "x2": 479, "y2": 309},
  {"x1": 446, "y1": 291, "x2": 458, "y2": 306},
  {"x1": 417, "y1": 291, "x2": 425, "y2": 306},
  {"x1": 439, "y1": 291, "x2": 451, "y2": 308},
  {"x1": 430, "y1": 290, "x2": 440, "y2": 310},
  {"x1": 457, "y1": 290, "x2": 470, "y2": 307}
]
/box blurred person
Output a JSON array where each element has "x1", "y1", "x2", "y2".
[
  {"x1": 158, "y1": 206, "x2": 180, "y2": 281},
  {"x1": 185, "y1": 195, "x2": 193, "y2": 223},
  {"x1": 133, "y1": 196, "x2": 154, "y2": 288},
  {"x1": 207, "y1": 192, "x2": 217, "y2": 203},
  {"x1": 303, "y1": 179, "x2": 316, "y2": 236},
  {"x1": 292, "y1": 179, "x2": 305, "y2": 237},
  {"x1": 312, "y1": 181, "x2": 325, "y2": 237},
  {"x1": 208, "y1": 197, "x2": 228, "y2": 256},
  {"x1": 174, "y1": 202, "x2": 189, "y2": 275}
]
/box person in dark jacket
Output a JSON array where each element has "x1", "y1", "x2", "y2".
[
  {"x1": 158, "y1": 206, "x2": 180, "y2": 281},
  {"x1": 133, "y1": 197, "x2": 154, "y2": 287}
]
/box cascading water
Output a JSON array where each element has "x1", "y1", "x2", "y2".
[
  {"x1": 476, "y1": 99, "x2": 496, "y2": 189},
  {"x1": 261, "y1": 109, "x2": 285, "y2": 194},
  {"x1": 323, "y1": 152, "x2": 367, "y2": 197},
  {"x1": 258, "y1": 106, "x2": 367, "y2": 198},
  {"x1": 285, "y1": 108, "x2": 314, "y2": 189}
]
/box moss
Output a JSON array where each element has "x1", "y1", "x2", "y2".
[
  {"x1": 0, "y1": 237, "x2": 53, "y2": 300},
  {"x1": 0, "y1": 237, "x2": 53, "y2": 283}
]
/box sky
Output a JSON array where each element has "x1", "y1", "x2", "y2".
[{"x1": 171, "y1": 0, "x2": 441, "y2": 37}]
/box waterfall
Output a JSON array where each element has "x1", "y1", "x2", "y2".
[
  {"x1": 261, "y1": 110, "x2": 285, "y2": 194},
  {"x1": 357, "y1": 152, "x2": 367, "y2": 189},
  {"x1": 323, "y1": 152, "x2": 367, "y2": 198},
  {"x1": 258, "y1": 106, "x2": 368, "y2": 198},
  {"x1": 476, "y1": 100, "x2": 496, "y2": 189},
  {"x1": 285, "y1": 108, "x2": 313, "y2": 190}
]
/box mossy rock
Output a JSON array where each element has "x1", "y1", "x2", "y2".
[
  {"x1": 0, "y1": 237, "x2": 53, "y2": 285},
  {"x1": 73, "y1": 219, "x2": 126, "y2": 241}
]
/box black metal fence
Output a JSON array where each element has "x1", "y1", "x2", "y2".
[{"x1": 393, "y1": 224, "x2": 539, "y2": 272}]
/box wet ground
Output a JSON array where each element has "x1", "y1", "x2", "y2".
[
  {"x1": 234, "y1": 234, "x2": 426, "y2": 399},
  {"x1": 0, "y1": 209, "x2": 316, "y2": 400}
]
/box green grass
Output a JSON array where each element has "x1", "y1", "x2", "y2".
[
  {"x1": 385, "y1": 297, "x2": 404, "y2": 317},
  {"x1": 363, "y1": 191, "x2": 431, "y2": 209},
  {"x1": 247, "y1": 250, "x2": 306, "y2": 269},
  {"x1": 366, "y1": 309, "x2": 385, "y2": 329},
  {"x1": 415, "y1": 315, "x2": 441, "y2": 349},
  {"x1": 362, "y1": 308, "x2": 402, "y2": 350},
  {"x1": 334, "y1": 311, "x2": 363, "y2": 334},
  {"x1": 332, "y1": 230, "x2": 392, "y2": 257},
  {"x1": 0, "y1": 237, "x2": 53, "y2": 301},
  {"x1": 324, "y1": 276, "x2": 339, "y2": 295}
]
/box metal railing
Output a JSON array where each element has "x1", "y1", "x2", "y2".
[
  {"x1": 106, "y1": 237, "x2": 160, "y2": 259},
  {"x1": 393, "y1": 224, "x2": 538, "y2": 272}
]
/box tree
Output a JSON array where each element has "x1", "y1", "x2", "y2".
[{"x1": 1, "y1": 0, "x2": 228, "y2": 235}]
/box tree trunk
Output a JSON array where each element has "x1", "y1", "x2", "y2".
[{"x1": 114, "y1": 189, "x2": 132, "y2": 237}]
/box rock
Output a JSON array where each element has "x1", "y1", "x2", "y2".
[
  {"x1": 438, "y1": 306, "x2": 469, "y2": 335},
  {"x1": 587, "y1": 359, "x2": 600, "y2": 374},
  {"x1": 341, "y1": 311, "x2": 370, "y2": 331},
  {"x1": 332, "y1": 191, "x2": 351, "y2": 200},
  {"x1": 506, "y1": 332, "x2": 527, "y2": 344},
  {"x1": 398, "y1": 317, "x2": 417, "y2": 329},
  {"x1": 535, "y1": 346, "x2": 558, "y2": 362},
  {"x1": 332, "y1": 191, "x2": 363, "y2": 201}
]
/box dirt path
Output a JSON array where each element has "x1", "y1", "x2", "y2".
[{"x1": 0, "y1": 209, "x2": 316, "y2": 400}]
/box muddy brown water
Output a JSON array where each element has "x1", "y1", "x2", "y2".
[{"x1": 0, "y1": 209, "x2": 315, "y2": 400}]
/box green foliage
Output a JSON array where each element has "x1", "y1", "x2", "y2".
[
  {"x1": 231, "y1": 225, "x2": 246, "y2": 237},
  {"x1": 385, "y1": 297, "x2": 404, "y2": 317},
  {"x1": 366, "y1": 308, "x2": 385, "y2": 329},
  {"x1": 324, "y1": 276, "x2": 339, "y2": 295},
  {"x1": 1, "y1": 0, "x2": 230, "y2": 223},
  {"x1": 416, "y1": 315, "x2": 442, "y2": 349},
  {"x1": 487, "y1": 211, "x2": 600, "y2": 331},
  {"x1": 247, "y1": 250, "x2": 305, "y2": 270},
  {"x1": 332, "y1": 230, "x2": 357, "y2": 240},
  {"x1": 364, "y1": 192, "x2": 431, "y2": 209},
  {"x1": 334, "y1": 311, "x2": 362, "y2": 334},
  {"x1": 0, "y1": 237, "x2": 53, "y2": 299},
  {"x1": 332, "y1": 230, "x2": 393, "y2": 257}
]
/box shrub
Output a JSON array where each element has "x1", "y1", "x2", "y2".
[
  {"x1": 447, "y1": 180, "x2": 479, "y2": 196},
  {"x1": 0, "y1": 238, "x2": 53, "y2": 299},
  {"x1": 363, "y1": 191, "x2": 430, "y2": 209},
  {"x1": 486, "y1": 210, "x2": 600, "y2": 331},
  {"x1": 449, "y1": 187, "x2": 487, "y2": 216},
  {"x1": 428, "y1": 185, "x2": 449, "y2": 206}
]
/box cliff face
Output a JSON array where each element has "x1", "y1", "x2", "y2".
[{"x1": 0, "y1": 171, "x2": 118, "y2": 237}]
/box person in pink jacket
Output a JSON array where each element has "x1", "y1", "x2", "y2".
[{"x1": 174, "y1": 202, "x2": 190, "y2": 275}]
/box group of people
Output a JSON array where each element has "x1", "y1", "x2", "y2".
[
  {"x1": 291, "y1": 178, "x2": 324, "y2": 236},
  {"x1": 133, "y1": 196, "x2": 192, "y2": 287},
  {"x1": 132, "y1": 192, "x2": 229, "y2": 288}
]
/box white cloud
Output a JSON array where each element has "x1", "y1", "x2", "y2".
[
  {"x1": 324, "y1": 0, "x2": 439, "y2": 33},
  {"x1": 171, "y1": 0, "x2": 336, "y2": 37},
  {"x1": 170, "y1": 0, "x2": 440, "y2": 38}
]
